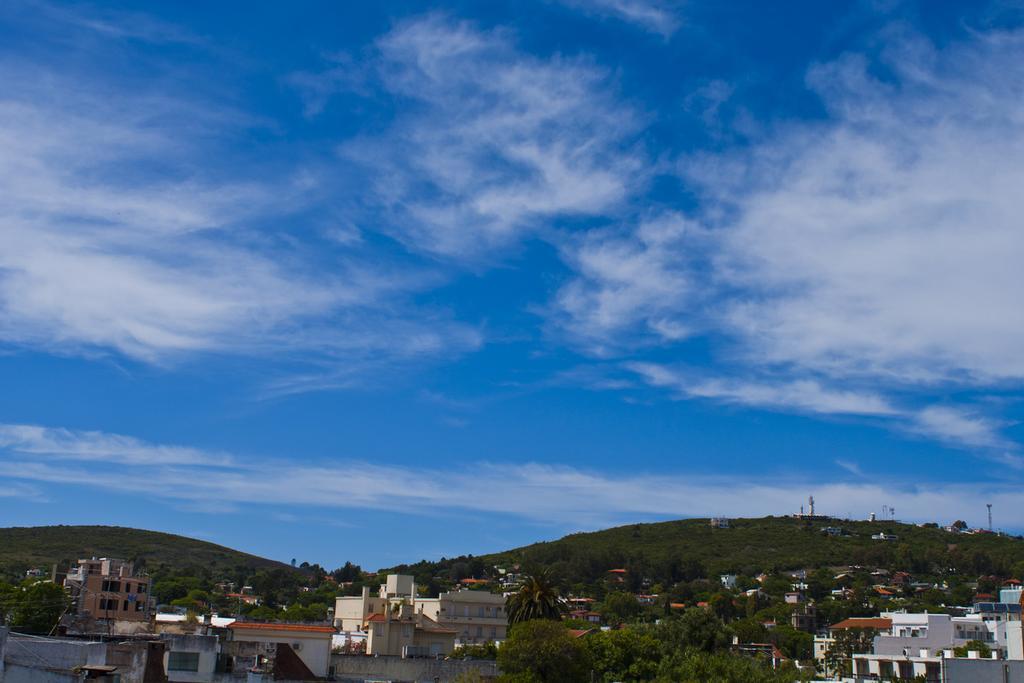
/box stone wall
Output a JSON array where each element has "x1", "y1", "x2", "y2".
[{"x1": 331, "y1": 654, "x2": 498, "y2": 682}]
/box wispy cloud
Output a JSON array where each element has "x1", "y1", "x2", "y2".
[
  {"x1": 556, "y1": 0, "x2": 682, "y2": 37},
  {"x1": 551, "y1": 213, "x2": 697, "y2": 355},
  {"x1": 695, "y1": 30, "x2": 1024, "y2": 386},
  {"x1": 8, "y1": 0, "x2": 203, "y2": 46},
  {"x1": 0, "y1": 423, "x2": 1018, "y2": 530},
  {"x1": 627, "y1": 362, "x2": 899, "y2": 417},
  {"x1": 334, "y1": 15, "x2": 644, "y2": 259},
  {"x1": 539, "y1": 27, "x2": 1024, "y2": 452},
  {"x1": 0, "y1": 38, "x2": 479, "y2": 374},
  {"x1": 626, "y1": 362, "x2": 1017, "y2": 458},
  {"x1": 0, "y1": 424, "x2": 233, "y2": 466}
]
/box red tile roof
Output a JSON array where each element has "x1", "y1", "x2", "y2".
[
  {"x1": 228, "y1": 622, "x2": 335, "y2": 633},
  {"x1": 607, "y1": 569, "x2": 627, "y2": 574},
  {"x1": 830, "y1": 618, "x2": 892, "y2": 631}
]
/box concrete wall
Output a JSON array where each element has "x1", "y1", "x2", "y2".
[
  {"x1": 1, "y1": 635, "x2": 162, "y2": 683},
  {"x1": 3, "y1": 663, "x2": 80, "y2": 683},
  {"x1": 162, "y1": 633, "x2": 220, "y2": 682},
  {"x1": 946, "y1": 659, "x2": 1024, "y2": 682},
  {"x1": 331, "y1": 654, "x2": 498, "y2": 683},
  {"x1": 3, "y1": 636, "x2": 108, "y2": 670}
]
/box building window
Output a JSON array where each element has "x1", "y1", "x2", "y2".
[
  {"x1": 476, "y1": 626, "x2": 483, "y2": 638},
  {"x1": 137, "y1": 584, "x2": 147, "y2": 594},
  {"x1": 101, "y1": 580, "x2": 121, "y2": 592},
  {"x1": 478, "y1": 607, "x2": 485, "y2": 617},
  {"x1": 136, "y1": 601, "x2": 146, "y2": 612},
  {"x1": 168, "y1": 652, "x2": 201, "y2": 672},
  {"x1": 490, "y1": 627, "x2": 496, "y2": 638},
  {"x1": 403, "y1": 625, "x2": 412, "y2": 638},
  {"x1": 123, "y1": 600, "x2": 130, "y2": 611}
]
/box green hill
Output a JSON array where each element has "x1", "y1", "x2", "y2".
[
  {"x1": 388, "y1": 516, "x2": 1024, "y2": 590},
  {"x1": 0, "y1": 525, "x2": 293, "y2": 580}
]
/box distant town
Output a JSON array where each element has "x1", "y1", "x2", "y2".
[{"x1": 1, "y1": 500, "x2": 1022, "y2": 682}]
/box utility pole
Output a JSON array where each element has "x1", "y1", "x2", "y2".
[{"x1": 987, "y1": 503, "x2": 993, "y2": 532}]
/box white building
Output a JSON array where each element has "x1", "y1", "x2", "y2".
[{"x1": 872, "y1": 612, "x2": 1002, "y2": 657}]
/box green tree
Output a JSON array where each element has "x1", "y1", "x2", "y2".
[
  {"x1": 770, "y1": 624, "x2": 812, "y2": 660},
  {"x1": 730, "y1": 617, "x2": 768, "y2": 644},
  {"x1": 954, "y1": 639, "x2": 992, "y2": 658},
  {"x1": 709, "y1": 592, "x2": 737, "y2": 622},
  {"x1": 601, "y1": 591, "x2": 641, "y2": 624},
  {"x1": 450, "y1": 641, "x2": 499, "y2": 660},
  {"x1": 583, "y1": 628, "x2": 661, "y2": 682},
  {"x1": 5, "y1": 581, "x2": 70, "y2": 634},
  {"x1": 640, "y1": 608, "x2": 731, "y2": 653},
  {"x1": 656, "y1": 649, "x2": 801, "y2": 683},
  {"x1": 506, "y1": 569, "x2": 565, "y2": 624},
  {"x1": 824, "y1": 628, "x2": 876, "y2": 678},
  {"x1": 497, "y1": 620, "x2": 590, "y2": 683}
]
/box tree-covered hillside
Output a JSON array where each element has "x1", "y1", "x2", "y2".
[
  {"x1": 0, "y1": 525, "x2": 293, "y2": 581},
  {"x1": 387, "y1": 516, "x2": 1024, "y2": 593}
]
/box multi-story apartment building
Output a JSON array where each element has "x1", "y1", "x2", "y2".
[
  {"x1": 64, "y1": 557, "x2": 153, "y2": 622},
  {"x1": 335, "y1": 574, "x2": 507, "y2": 651},
  {"x1": 420, "y1": 588, "x2": 507, "y2": 645}
]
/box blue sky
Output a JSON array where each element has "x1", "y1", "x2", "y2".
[{"x1": 2, "y1": 0, "x2": 1024, "y2": 570}]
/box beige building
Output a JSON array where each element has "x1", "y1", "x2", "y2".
[
  {"x1": 420, "y1": 588, "x2": 507, "y2": 645},
  {"x1": 364, "y1": 604, "x2": 457, "y2": 657},
  {"x1": 64, "y1": 557, "x2": 153, "y2": 622},
  {"x1": 336, "y1": 574, "x2": 504, "y2": 653}
]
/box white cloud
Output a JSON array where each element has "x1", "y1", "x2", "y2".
[
  {"x1": 626, "y1": 362, "x2": 1017, "y2": 457},
  {"x1": 0, "y1": 423, "x2": 232, "y2": 466},
  {"x1": 627, "y1": 362, "x2": 899, "y2": 417},
  {"x1": 541, "y1": 28, "x2": 1024, "y2": 453},
  {"x1": 556, "y1": 0, "x2": 682, "y2": 37},
  {"x1": 338, "y1": 15, "x2": 643, "y2": 258},
  {"x1": 696, "y1": 32, "x2": 1024, "y2": 385},
  {"x1": 552, "y1": 213, "x2": 697, "y2": 354},
  {"x1": 0, "y1": 59, "x2": 479, "y2": 369},
  {"x1": 1, "y1": 423, "x2": 1020, "y2": 530},
  {"x1": 909, "y1": 406, "x2": 1013, "y2": 452}
]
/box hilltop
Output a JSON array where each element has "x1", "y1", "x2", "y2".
[
  {"x1": 0, "y1": 525, "x2": 293, "y2": 580},
  {"x1": 387, "y1": 516, "x2": 1024, "y2": 590}
]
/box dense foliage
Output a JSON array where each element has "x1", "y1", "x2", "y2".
[
  {"x1": 496, "y1": 614, "x2": 807, "y2": 683},
  {"x1": 0, "y1": 580, "x2": 70, "y2": 634}
]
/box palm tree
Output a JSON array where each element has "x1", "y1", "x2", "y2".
[{"x1": 505, "y1": 567, "x2": 565, "y2": 624}]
